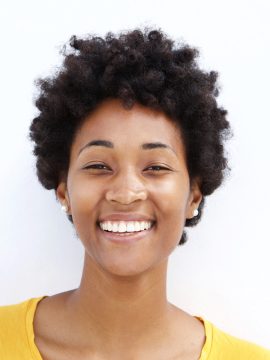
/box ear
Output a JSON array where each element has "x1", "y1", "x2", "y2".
[
  {"x1": 56, "y1": 181, "x2": 70, "y2": 213},
  {"x1": 185, "y1": 177, "x2": 203, "y2": 219}
]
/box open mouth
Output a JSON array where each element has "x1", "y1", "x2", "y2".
[
  {"x1": 98, "y1": 221, "x2": 156, "y2": 233},
  {"x1": 97, "y1": 221, "x2": 156, "y2": 243}
]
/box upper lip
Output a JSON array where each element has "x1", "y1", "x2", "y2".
[{"x1": 98, "y1": 213, "x2": 155, "y2": 223}]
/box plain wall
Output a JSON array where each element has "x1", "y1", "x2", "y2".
[{"x1": 0, "y1": 0, "x2": 269, "y2": 348}]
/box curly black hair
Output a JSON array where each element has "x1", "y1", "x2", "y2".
[{"x1": 29, "y1": 27, "x2": 232, "y2": 245}]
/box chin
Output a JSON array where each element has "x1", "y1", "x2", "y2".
[{"x1": 99, "y1": 258, "x2": 156, "y2": 278}]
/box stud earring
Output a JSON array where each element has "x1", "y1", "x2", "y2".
[
  {"x1": 61, "y1": 204, "x2": 68, "y2": 213},
  {"x1": 193, "y1": 209, "x2": 199, "y2": 217}
]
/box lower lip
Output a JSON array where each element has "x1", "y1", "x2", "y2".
[{"x1": 97, "y1": 223, "x2": 156, "y2": 244}]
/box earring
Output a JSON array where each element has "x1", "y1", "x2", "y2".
[
  {"x1": 61, "y1": 204, "x2": 68, "y2": 213},
  {"x1": 193, "y1": 209, "x2": 198, "y2": 217}
]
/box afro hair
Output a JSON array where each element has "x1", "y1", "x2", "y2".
[{"x1": 29, "y1": 27, "x2": 232, "y2": 245}]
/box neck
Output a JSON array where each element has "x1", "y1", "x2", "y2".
[{"x1": 65, "y1": 254, "x2": 176, "y2": 349}]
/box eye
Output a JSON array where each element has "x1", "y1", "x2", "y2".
[
  {"x1": 84, "y1": 163, "x2": 110, "y2": 170},
  {"x1": 83, "y1": 164, "x2": 171, "y2": 172},
  {"x1": 146, "y1": 165, "x2": 171, "y2": 172}
]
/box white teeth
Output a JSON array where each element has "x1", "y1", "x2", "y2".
[
  {"x1": 135, "y1": 222, "x2": 141, "y2": 231},
  {"x1": 108, "y1": 222, "x2": 113, "y2": 231},
  {"x1": 139, "y1": 222, "x2": 146, "y2": 231},
  {"x1": 99, "y1": 221, "x2": 153, "y2": 233},
  {"x1": 118, "y1": 222, "x2": 126, "y2": 233},
  {"x1": 126, "y1": 222, "x2": 135, "y2": 232}
]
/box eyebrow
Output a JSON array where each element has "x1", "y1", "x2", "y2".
[{"x1": 78, "y1": 139, "x2": 177, "y2": 157}]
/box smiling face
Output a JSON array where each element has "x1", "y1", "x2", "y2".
[{"x1": 57, "y1": 98, "x2": 202, "y2": 276}]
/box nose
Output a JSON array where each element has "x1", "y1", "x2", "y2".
[{"x1": 105, "y1": 168, "x2": 148, "y2": 205}]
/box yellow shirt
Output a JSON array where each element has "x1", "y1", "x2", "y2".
[{"x1": 0, "y1": 296, "x2": 270, "y2": 359}]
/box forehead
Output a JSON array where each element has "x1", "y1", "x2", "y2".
[{"x1": 71, "y1": 98, "x2": 185, "y2": 158}]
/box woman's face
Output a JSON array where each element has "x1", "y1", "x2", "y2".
[{"x1": 57, "y1": 98, "x2": 202, "y2": 276}]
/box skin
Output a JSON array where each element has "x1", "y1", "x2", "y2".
[{"x1": 33, "y1": 98, "x2": 205, "y2": 360}]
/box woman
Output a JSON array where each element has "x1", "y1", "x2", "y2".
[{"x1": 1, "y1": 28, "x2": 269, "y2": 359}]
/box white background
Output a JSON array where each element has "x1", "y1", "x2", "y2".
[{"x1": 0, "y1": 0, "x2": 269, "y2": 348}]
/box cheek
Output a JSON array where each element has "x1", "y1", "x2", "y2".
[
  {"x1": 153, "y1": 177, "x2": 190, "y2": 249},
  {"x1": 67, "y1": 177, "x2": 101, "y2": 237},
  {"x1": 68, "y1": 174, "x2": 100, "y2": 212},
  {"x1": 155, "y1": 176, "x2": 189, "y2": 216}
]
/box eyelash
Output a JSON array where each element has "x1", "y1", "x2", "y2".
[{"x1": 84, "y1": 164, "x2": 170, "y2": 172}]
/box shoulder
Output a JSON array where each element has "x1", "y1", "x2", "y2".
[
  {"x1": 0, "y1": 298, "x2": 29, "y2": 333},
  {"x1": 207, "y1": 319, "x2": 270, "y2": 359},
  {"x1": 0, "y1": 296, "x2": 45, "y2": 359}
]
